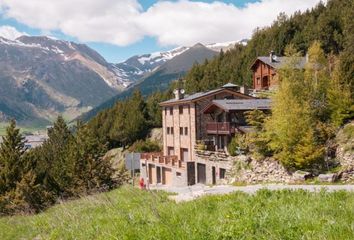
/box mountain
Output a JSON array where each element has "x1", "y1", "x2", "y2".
[
  {"x1": 79, "y1": 43, "x2": 219, "y2": 122},
  {"x1": 0, "y1": 36, "x2": 242, "y2": 126},
  {"x1": 205, "y1": 39, "x2": 248, "y2": 52},
  {"x1": 0, "y1": 36, "x2": 130, "y2": 126},
  {"x1": 113, "y1": 40, "x2": 245, "y2": 84},
  {"x1": 114, "y1": 46, "x2": 189, "y2": 83}
]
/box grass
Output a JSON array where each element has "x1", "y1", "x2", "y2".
[{"x1": 0, "y1": 186, "x2": 353, "y2": 240}]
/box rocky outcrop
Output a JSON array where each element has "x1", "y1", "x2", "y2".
[
  {"x1": 293, "y1": 171, "x2": 312, "y2": 181},
  {"x1": 103, "y1": 147, "x2": 128, "y2": 178},
  {"x1": 335, "y1": 121, "x2": 354, "y2": 168},
  {"x1": 147, "y1": 128, "x2": 163, "y2": 146},
  {"x1": 318, "y1": 173, "x2": 337, "y2": 183},
  {"x1": 229, "y1": 156, "x2": 294, "y2": 184}
]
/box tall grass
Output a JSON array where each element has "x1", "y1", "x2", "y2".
[{"x1": 0, "y1": 186, "x2": 353, "y2": 239}]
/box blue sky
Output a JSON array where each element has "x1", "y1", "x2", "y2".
[{"x1": 0, "y1": 0, "x2": 321, "y2": 62}]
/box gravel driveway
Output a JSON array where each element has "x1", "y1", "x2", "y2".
[{"x1": 149, "y1": 184, "x2": 354, "y2": 202}]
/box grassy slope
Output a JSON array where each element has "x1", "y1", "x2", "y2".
[{"x1": 1, "y1": 186, "x2": 353, "y2": 240}]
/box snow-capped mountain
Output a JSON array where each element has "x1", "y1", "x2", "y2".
[
  {"x1": 114, "y1": 40, "x2": 246, "y2": 84},
  {"x1": 0, "y1": 35, "x2": 246, "y2": 125},
  {"x1": 0, "y1": 36, "x2": 122, "y2": 124},
  {"x1": 11, "y1": 36, "x2": 132, "y2": 89},
  {"x1": 115, "y1": 46, "x2": 189, "y2": 83},
  {"x1": 206, "y1": 39, "x2": 248, "y2": 51}
]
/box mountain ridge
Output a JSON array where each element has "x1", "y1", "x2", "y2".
[{"x1": 0, "y1": 36, "x2": 243, "y2": 126}]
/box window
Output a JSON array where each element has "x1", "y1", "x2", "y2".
[
  {"x1": 169, "y1": 107, "x2": 173, "y2": 115},
  {"x1": 168, "y1": 147, "x2": 174, "y2": 156},
  {"x1": 256, "y1": 77, "x2": 260, "y2": 85},
  {"x1": 167, "y1": 127, "x2": 170, "y2": 134},
  {"x1": 179, "y1": 106, "x2": 183, "y2": 114},
  {"x1": 176, "y1": 172, "x2": 182, "y2": 177},
  {"x1": 184, "y1": 127, "x2": 188, "y2": 135},
  {"x1": 220, "y1": 168, "x2": 226, "y2": 179},
  {"x1": 180, "y1": 127, "x2": 183, "y2": 135},
  {"x1": 171, "y1": 127, "x2": 174, "y2": 135}
]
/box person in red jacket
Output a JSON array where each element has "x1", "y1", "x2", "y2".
[{"x1": 139, "y1": 178, "x2": 145, "y2": 190}]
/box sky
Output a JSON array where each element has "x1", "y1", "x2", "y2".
[{"x1": 0, "y1": 0, "x2": 324, "y2": 63}]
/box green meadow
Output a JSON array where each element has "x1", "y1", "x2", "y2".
[{"x1": 0, "y1": 186, "x2": 353, "y2": 240}]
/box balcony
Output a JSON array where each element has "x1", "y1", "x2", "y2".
[
  {"x1": 206, "y1": 122, "x2": 236, "y2": 135},
  {"x1": 141, "y1": 152, "x2": 185, "y2": 169}
]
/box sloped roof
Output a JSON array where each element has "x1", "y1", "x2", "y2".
[
  {"x1": 160, "y1": 88, "x2": 253, "y2": 106},
  {"x1": 251, "y1": 56, "x2": 307, "y2": 69},
  {"x1": 203, "y1": 99, "x2": 271, "y2": 113}
]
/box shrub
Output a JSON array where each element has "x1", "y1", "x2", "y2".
[
  {"x1": 129, "y1": 140, "x2": 161, "y2": 153},
  {"x1": 228, "y1": 134, "x2": 249, "y2": 156}
]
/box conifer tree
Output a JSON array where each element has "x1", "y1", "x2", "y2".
[
  {"x1": 70, "y1": 121, "x2": 114, "y2": 193},
  {"x1": 39, "y1": 116, "x2": 74, "y2": 195},
  {"x1": 328, "y1": 58, "x2": 353, "y2": 126},
  {"x1": 0, "y1": 120, "x2": 25, "y2": 194}
]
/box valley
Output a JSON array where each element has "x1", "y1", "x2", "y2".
[{"x1": 0, "y1": 36, "x2": 240, "y2": 129}]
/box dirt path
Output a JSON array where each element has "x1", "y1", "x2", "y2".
[{"x1": 149, "y1": 184, "x2": 354, "y2": 202}]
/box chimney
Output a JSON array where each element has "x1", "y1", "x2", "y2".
[
  {"x1": 269, "y1": 50, "x2": 275, "y2": 62},
  {"x1": 305, "y1": 52, "x2": 309, "y2": 63},
  {"x1": 173, "y1": 88, "x2": 185, "y2": 100},
  {"x1": 239, "y1": 85, "x2": 248, "y2": 95}
]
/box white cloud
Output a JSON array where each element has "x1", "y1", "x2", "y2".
[
  {"x1": 0, "y1": 25, "x2": 27, "y2": 40},
  {"x1": 0, "y1": 0, "x2": 324, "y2": 46}
]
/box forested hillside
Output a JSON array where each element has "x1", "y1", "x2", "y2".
[
  {"x1": 184, "y1": 0, "x2": 353, "y2": 94},
  {"x1": 85, "y1": 0, "x2": 353, "y2": 152}
]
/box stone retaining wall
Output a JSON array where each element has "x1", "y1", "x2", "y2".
[{"x1": 229, "y1": 156, "x2": 294, "y2": 184}]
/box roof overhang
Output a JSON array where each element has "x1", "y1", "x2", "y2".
[
  {"x1": 159, "y1": 88, "x2": 254, "y2": 107},
  {"x1": 202, "y1": 99, "x2": 272, "y2": 114}
]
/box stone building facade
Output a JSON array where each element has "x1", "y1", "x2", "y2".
[{"x1": 140, "y1": 84, "x2": 271, "y2": 186}]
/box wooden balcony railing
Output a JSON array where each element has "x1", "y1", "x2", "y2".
[
  {"x1": 141, "y1": 152, "x2": 185, "y2": 169},
  {"x1": 206, "y1": 122, "x2": 235, "y2": 135}
]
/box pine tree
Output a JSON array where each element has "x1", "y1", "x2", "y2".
[
  {"x1": 328, "y1": 58, "x2": 353, "y2": 126},
  {"x1": 0, "y1": 120, "x2": 25, "y2": 194},
  {"x1": 70, "y1": 121, "x2": 114, "y2": 194},
  {"x1": 39, "y1": 116, "x2": 74, "y2": 196}
]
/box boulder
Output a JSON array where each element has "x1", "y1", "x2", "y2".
[
  {"x1": 293, "y1": 170, "x2": 311, "y2": 181},
  {"x1": 318, "y1": 173, "x2": 337, "y2": 183}
]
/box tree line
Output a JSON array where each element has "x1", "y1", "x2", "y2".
[
  {"x1": 0, "y1": 117, "x2": 126, "y2": 215},
  {"x1": 87, "y1": 90, "x2": 172, "y2": 149}
]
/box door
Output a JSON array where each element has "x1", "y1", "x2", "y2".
[
  {"x1": 156, "y1": 166, "x2": 161, "y2": 184},
  {"x1": 212, "y1": 166, "x2": 216, "y2": 185},
  {"x1": 197, "y1": 163, "x2": 206, "y2": 184},
  {"x1": 148, "y1": 164, "x2": 155, "y2": 184},
  {"x1": 187, "y1": 162, "x2": 196, "y2": 185},
  {"x1": 162, "y1": 167, "x2": 172, "y2": 185},
  {"x1": 262, "y1": 76, "x2": 269, "y2": 89},
  {"x1": 181, "y1": 148, "x2": 189, "y2": 161}
]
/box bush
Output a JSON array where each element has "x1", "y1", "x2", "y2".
[
  {"x1": 129, "y1": 140, "x2": 161, "y2": 153},
  {"x1": 228, "y1": 134, "x2": 249, "y2": 156}
]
